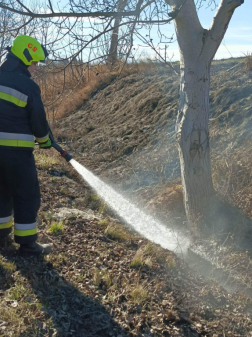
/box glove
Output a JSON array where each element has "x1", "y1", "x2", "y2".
[{"x1": 39, "y1": 139, "x2": 52, "y2": 149}]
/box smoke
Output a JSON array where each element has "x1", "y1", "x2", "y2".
[{"x1": 70, "y1": 159, "x2": 190, "y2": 255}]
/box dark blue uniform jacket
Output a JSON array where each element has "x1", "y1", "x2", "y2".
[{"x1": 0, "y1": 54, "x2": 49, "y2": 150}]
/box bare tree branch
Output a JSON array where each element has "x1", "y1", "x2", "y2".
[
  {"x1": 207, "y1": 0, "x2": 244, "y2": 60},
  {"x1": 15, "y1": 0, "x2": 33, "y2": 14},
  {"x1": 0, "y1": 17, "x2": 34, "y2": 35},
  {"x1": 48, "y1": 0, "x2": 54, "y2": 13},
  {"x1": 0, "y1": 4, "x2": 140, "y2": 19}
]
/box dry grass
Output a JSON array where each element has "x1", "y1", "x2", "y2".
[
  {"x1": 130, "y1": 284, "x2": 148, "y2": 304},
  {"x1": 143, "y1": 243, "x2": 166, "y2": 263},
  {"x1": 97, "y1": 218, "x2": 109, "y2": 227},
  {"x1": 245, "y1": 53, "x2": 252, "y2": 71},
  {"x1": 101, "y1": 270, "x2": 113, "y2": 288},
  {"x1": 35, "y1": 61, "x2": 158, "y2": 121},
  {"x1": 104, "y1": 223, "x2": 132, "y2": 241},
  {"x1": 93, "y1": 268, "x2": 102, "y2": 287},
  {"x1": 130, "y1": 250, "x2": 145, "y2": 268},
  {"x1": 34, "y1": 150, "x2": 60, "y2": 170},
  {"x1": 130, "y1": 243, "x2": 176, "y2": 270},
  {"x1": 212, "y1": 145, "x2": 252, "y2": 219}
]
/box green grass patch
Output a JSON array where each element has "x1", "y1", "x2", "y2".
[
  {"x1": 49, "y1": 221, "x2": 64, "y2": 235},
  {"x1": 8, "y1": 283, "x2": 27, "y2": 301},
  {"x1": 98, "y1": 200, "x2": 108, "y2": 214},
  {"x1": 97, "y1": 219, "x2": 109, "y2": 227},
  {"x1": 3, "y1": 261, "x2": 16, "y2": 273},
  {"x1": 86, "y1": 193, "x2": 100, "y2": 203},
  {"x1": 131, "y1": 284, "x2": 148, "y2": 304},
  {"x1": 104, "y1": 224, "x2": 130, "y2": 241},
  {"x1": 143, "y1": 243, "x2": 166, "y2": 263},
  {"x1": 130, "y1": 250, "x2": 144, "y2": 269},
  {"x1": 34, "y1": 151, "x2": 60, "y2": 170}
]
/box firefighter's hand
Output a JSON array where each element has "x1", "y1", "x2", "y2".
[{"x1": 39, "y1": 139, "x2": 52, "y2": 149}]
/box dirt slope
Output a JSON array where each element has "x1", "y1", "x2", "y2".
[
  {"x1": 55, "y1": 59, "x2": 252, "y2": 199},
  {"x1": 54, "y1": 58, "x2": 252, "y2": 230}
]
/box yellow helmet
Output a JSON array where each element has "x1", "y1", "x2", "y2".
[{"x1": 10, "y1": 35, "x2": 48, "y2": 66}]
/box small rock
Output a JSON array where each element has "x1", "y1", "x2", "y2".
[{"x1": 6, "y1": 300, "x2": 18, "y2": 308}]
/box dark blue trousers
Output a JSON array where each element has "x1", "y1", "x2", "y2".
[{"x1": 0, "y1": 148, "x2": 40, "y2": 244}]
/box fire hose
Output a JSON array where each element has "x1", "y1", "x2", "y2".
[{"x1": 48, "y1": 127, "x2": 73, "y2": 162}]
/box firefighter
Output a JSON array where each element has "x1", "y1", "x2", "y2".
[{"x1": 0, "y1": 35, "x2": 52, "y2": 255}]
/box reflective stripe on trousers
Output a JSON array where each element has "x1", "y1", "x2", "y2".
[
  {"x1": 0, "y1": 132, "x2": 35, "y2": 148},
  {"x1": 0, "y1": 215, "x2": 12, "y2": 229},
  {"x1": 0, "y1": 148, "x2": 39, "y2": 244},
  {"x1": 14, "y1": 222, "x2": 37, "y2": 237}
]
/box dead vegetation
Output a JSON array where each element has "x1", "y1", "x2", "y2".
[
  {"x1": 35, "y1": 61, "x2": 165, "y2": 121},
  {"x1": 244, "y1": 52, "x2": 252, "y2": 71},
  {"x1": 1, "y1": 57, "x2": 252, "y2": 336},
  {"x1": 1, "y1": 154, "x2": 252, "y2": 336}
]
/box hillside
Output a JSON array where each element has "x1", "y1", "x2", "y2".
[
  {"x1": 1, "y1": 58, "x2": 252, "y2": 336},
  {"x1": 55, "y1": 58, "x2": 252, "y2": 220}
]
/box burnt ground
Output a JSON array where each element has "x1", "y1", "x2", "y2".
[{"x1": 1, "y1": 58, "x2": 252, "y2": 336}]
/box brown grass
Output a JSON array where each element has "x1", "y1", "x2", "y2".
[
  {"x1": 34, "y1": 61, "x2": 158, "y2": 121},
  {"x1": 244, "y1": 53, "x2": 252, "y2": 71},
  {"x1": 104, "y1": 223, "x2": 133, "y2": 241},
  {"x1": 212, "y1": 144, "x2": 252, "y2": 219}
]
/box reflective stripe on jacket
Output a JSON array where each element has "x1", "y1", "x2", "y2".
[
  {"x1": 0, "y1": 132, "x2": 35, "y2": 148},
  {"x1": 0, "y1": 85, "x2": 28, "y2": 107},
  {"x1": 0, "y1": 55, "x2": 49, "y2": 149}
]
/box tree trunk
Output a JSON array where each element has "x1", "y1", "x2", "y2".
[
  {"x1": 176, "y1": 59, "x2": 215, "y2": 222},
  {"x1": 107, "y1": 17, "x2": 121, "y2": 64},
  {"x1": 166, "y1": 0, "x2": 243, "y2": 223},
  {"x1": 107, "y1": 0, "x2": 127, "y2": 65}
]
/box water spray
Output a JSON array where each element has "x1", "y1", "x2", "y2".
[
  {"x1": 70, "y1": 160, "x2": 189, "y2": 255},
  {"x1": 49, "y1": 132, "x2": 189, "y2": 255}
]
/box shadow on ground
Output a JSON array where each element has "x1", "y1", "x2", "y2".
[{"x1": 0, "y1": 244, "x2": 127, "y2": 337}]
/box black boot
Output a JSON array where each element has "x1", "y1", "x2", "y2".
[{"x1": 19, "y1": 242, "x2": 52, "y2": 256}]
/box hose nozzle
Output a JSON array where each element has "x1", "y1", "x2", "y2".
[
  {"x1": 49, "y1": 127, "x2": 73, "y2": 163},
  {"x1": 60, "y1": 150, "x2": 73, "y2": 162}
]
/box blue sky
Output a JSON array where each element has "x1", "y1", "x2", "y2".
[
  {"x1": 199, "y1": 2, "x2": 252, "y2": 59},
  {"x1": 139, "y1": 2, "x2": 252, "y2": 61},
  {"x1": 49, "y1": 0, "x2": 251, "y2": 61}
]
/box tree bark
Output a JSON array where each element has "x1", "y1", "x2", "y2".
[
  {"x1": 176, "y1": 58, "x2": 215, "y2": 222},
  {"x1": 165, "y1": 0, "x2": 244, "y2": 223},
  {"x1": 107, "y1": 16, "x2": 121, "y2": 64},
  {"x1": 107, "y1": 0, "x2": 128, "y2": 65}
]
